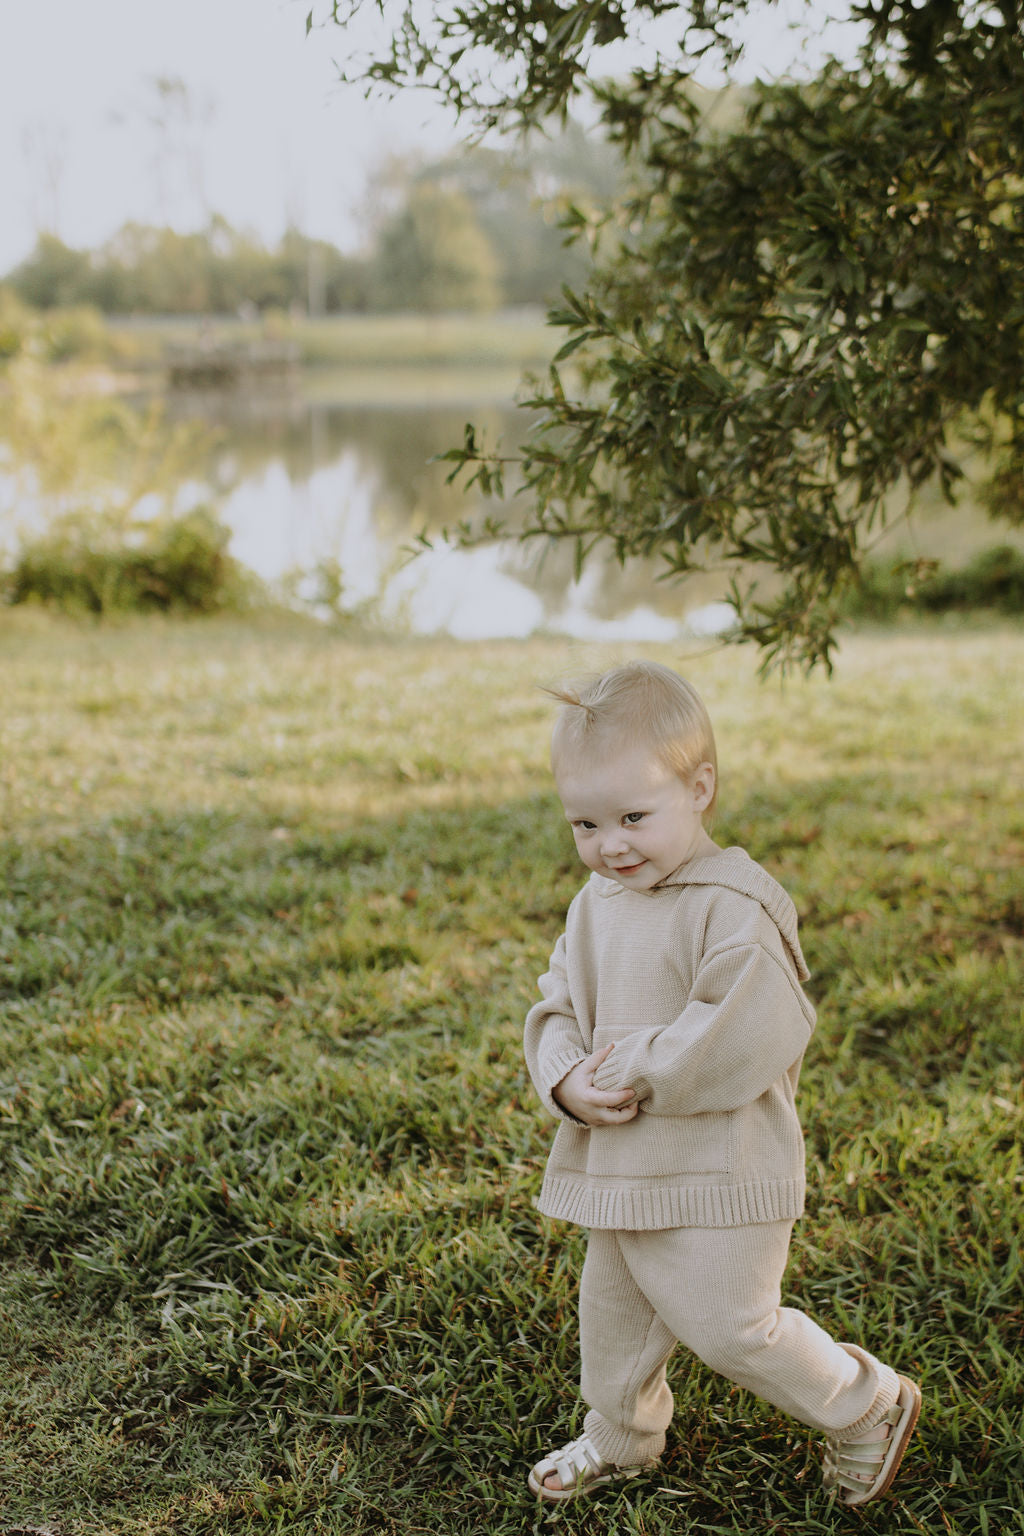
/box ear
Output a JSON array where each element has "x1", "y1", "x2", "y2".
[{"x1": 691, "y1": 761, "x2": 716, "y2": 813}]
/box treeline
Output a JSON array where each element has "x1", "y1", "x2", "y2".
[{"x1": 3, "y1": 128, "x2": 623, "y2": 316}]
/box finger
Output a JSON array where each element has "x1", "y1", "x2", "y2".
[
  {"x1": 593, "y1": 1101, "x2": 640, "y2": 1124},
  {"x1": 598, "y1": 1085, "x2": 637, "y2": 1106},
  {"x1": 585, "y1": 1086, "x2": 639, "y2": 1110},
  {"x1": 584, "y1": 1086, "x2": 634, "y2": 1108},
  {"x1": 579, "y1": 1095, "x2": 640, "y2": 1126}
]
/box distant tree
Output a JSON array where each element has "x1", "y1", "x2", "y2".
[
  {"x1": 326, "y1": 0, "x2": 1024, "y2": 670},
  {"x1": 3, "y1": 121, "x2": 624, "y2": 320},
  {"x1": 7, "y1": 235, "x2": 93, "y2": 310},
  {"x1": 374, "y1": 182, "x2": 501, "y2": 311},
  {"x1": 5, "y1": 221, "x2": 364, "y2": 317},
  {"x1": 4, "y1": 216, "x2": 429, "y2": 318},
  {"x1": 413, "y1": 124, "x2": 626, "y2": 305},
  {"x1": 274, "y1": 228, "x2": 375, "y2": 314},
  {"x1": 321, "y1": 248, "x2": 375, "y2": 312},
  {"x1": 91, "y1": 224, "x2": 216, "y2": 313}
]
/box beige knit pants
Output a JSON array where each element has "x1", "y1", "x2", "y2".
[{"x1": 579, "y1": 1221, "x2": 900, "y2": 1467}]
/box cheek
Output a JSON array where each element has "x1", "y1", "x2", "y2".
[{"x1": 573, "y1": 833, "x2": 600, "y2": 865}]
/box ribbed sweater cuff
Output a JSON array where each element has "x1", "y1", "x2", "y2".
[{"x1": 541, "y1": 1051, "x2": 591, "y2": 1121}]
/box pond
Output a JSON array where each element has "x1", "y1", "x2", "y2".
[
  {"x1": 4, "y1": 359, "x2": 1017, "y2": 641},
  {"x1": 166, "y1": 370, "x2": 737, "y2": 643}
]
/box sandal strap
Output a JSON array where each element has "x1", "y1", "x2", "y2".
[
  {"x1": 547, "y1": 1435, "x2": 607, "y2": 1487},
  {"x1": 823, "y1": 1397, "x2": 911, "y2": 1494}
]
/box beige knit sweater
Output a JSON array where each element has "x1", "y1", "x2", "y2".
[{"x1": 524, "y1": 846, "x2": 817, "y2": 1230}]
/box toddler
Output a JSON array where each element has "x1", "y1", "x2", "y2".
[{"x1": 523, "y1": 660, "x2": 920, "y2": 1506}]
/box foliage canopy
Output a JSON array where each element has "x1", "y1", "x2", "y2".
[{"x1": 327, "y1": 0, "x2": 1024, "y2": 668}]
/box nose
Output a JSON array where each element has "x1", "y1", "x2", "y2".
[{"x1": 599, "y1": 826, "x2": 630, "y2": 857}]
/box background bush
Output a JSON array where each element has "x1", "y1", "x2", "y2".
[
  {"x1": 0, "y1": 285, "x2": 111, "y2": 365},
  {"x1": 3, "y1": 506, "x2": 259, "y2": 616},
  {"x1": 845, "y1": 544, "x2": 1024, "y2": 620}
]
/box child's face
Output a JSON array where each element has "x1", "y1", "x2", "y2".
[{"x1": 556, "y1": 745, "x2": 716, "y2": 890}]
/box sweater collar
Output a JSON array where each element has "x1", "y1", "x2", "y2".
[{"x1": 590, "y1": 846, "x2": 810, "y2": 982}]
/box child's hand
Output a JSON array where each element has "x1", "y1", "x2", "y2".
[{"x1": 553, "y1": 1044, "x2": 639, "y2": 1127}]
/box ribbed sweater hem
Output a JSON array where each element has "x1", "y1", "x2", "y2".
[{"x1": 535, "y1": 1175, "x2": 805, "y2": 1230}]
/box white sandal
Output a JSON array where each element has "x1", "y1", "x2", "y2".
[
  {"x1": 823, "y1": 1375, "x2": 922, "y2": 1506},
  {"x1": 527, "y1": 1432, "x2": 652, "y2": 1502}
]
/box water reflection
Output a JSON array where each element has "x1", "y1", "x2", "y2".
[{"x1": 191, "y1": 386, "x2": 733, "y2": 641}]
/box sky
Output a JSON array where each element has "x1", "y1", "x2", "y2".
[
  {"x1": 0, "y1": 0, "x2": 464, "y2": 274},
  {"x1": 0, "y1": 0, "x2": 864, "y2": 277}
]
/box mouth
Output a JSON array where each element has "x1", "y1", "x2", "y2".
[{"x1": 608, "y1": 861, "x2": 646, "y2": 876}]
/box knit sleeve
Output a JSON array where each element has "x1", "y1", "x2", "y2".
[
  {"x1": 523, "y1": 931, "x2": 592, "y2": 1120},
  {"x1": 590, "y1": 931, "x2": 815, "y2": 1116}
]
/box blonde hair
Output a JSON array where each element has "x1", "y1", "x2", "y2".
[{"x1": 547, "y1": 661, "x2": 718, "y2": 816}]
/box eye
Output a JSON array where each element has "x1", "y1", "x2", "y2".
[
  {"x1": 623, "y1": 811, "x2": 646, "y2": 825},
  {"x1": 572, "y1": 819, "x2": 596, "y2": 832}
]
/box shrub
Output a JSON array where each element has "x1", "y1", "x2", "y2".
[
  {"x1": 3, "y1": 505, "x2": 261, "y2": 616},
  {"x1": 0, "y1": 287, "x2": 28, "y2": 360},
  {"x1": 0, "y1": 286, "x2": 109, "y2": 365},
  {"x1": 845, "y1": 543, "x2": 1024, "y2": 620}
]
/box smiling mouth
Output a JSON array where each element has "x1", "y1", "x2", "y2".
[{"x1": 609, "y1": 861, "x2": 646, "y2": 874}]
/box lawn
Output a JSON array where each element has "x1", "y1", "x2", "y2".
[
  {"x1": 104, "y1": 311, "x2": 554, "y2": 375},
  {"x1": 0, "y1": 612, "x2": 1021, "y2": 1535}
]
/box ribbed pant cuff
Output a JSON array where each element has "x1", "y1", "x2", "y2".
[
  {"x1": 834, "y1": 1343, "x2": 901, "y2": 1437},
  {"x1": 583, "y1": 1408, "x2": 665, "y2": 1469}
]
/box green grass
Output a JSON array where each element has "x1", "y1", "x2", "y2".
[
  {"x1": 0, "y1": 612, "x2": 1021, "y2": 1534},
  {"x1": 105, "y1": 311, "x2": 554, "y2": 375}
]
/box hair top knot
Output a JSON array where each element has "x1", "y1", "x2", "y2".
[{"x1": 546, "y1": 660, "x2": 718, "y2": 817}]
